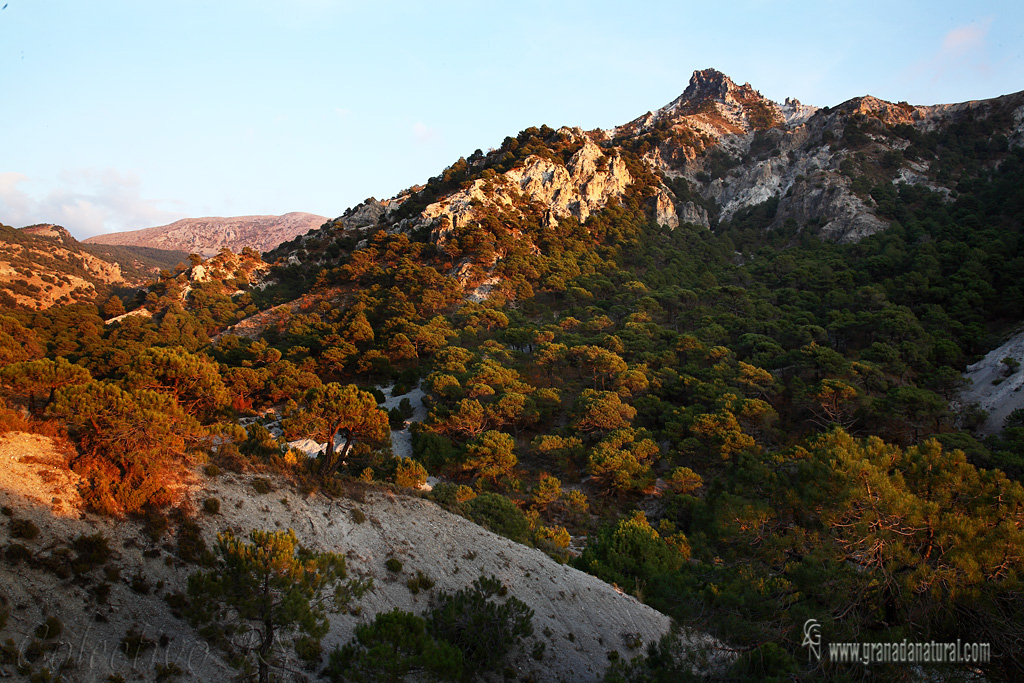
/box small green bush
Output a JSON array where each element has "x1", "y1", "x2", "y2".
[
  {"x1": 34, "y1": 616, "x2": 62, "y2": 640},
  {"x1": 412, "y1": 431, "x2": 459, "y2": 471},
  {"x1": 466, "y1": 493, "x2": 531, "y2": 544},
  {"x1": 11, "y1": 518, "x2": 39, "y2": 540},
  {"x1": 120, "y1": 627, "x2": 155, "y2": 658},
  {"x1": 143, "y1": 510, "x2": 169, "y2": 541},
  {"x1": 350, "y1": 508, "x2": 366, "y2": 524},
  {"x1": 426, "y1": 576, "x2": 533, "y2": 678},
  {"x1": 91, "y1": 583, "x2": 111, "y2": 605},
  {"x1": 406, "y1": 570, "x2": 434, "y2": 594},
  {"x1": 202, "y1": 498, "x2": 220, "y2": 515},
  {"x1": 385, "y1": 557, "x2": 403, "y2": 573},
  {"x1": 251, "y1": 477, "x2": 275, "y2": 494},
  {"x1": 176, "y1": 519, "x2": 209, "y2": 565},
  {"x1": 154, "y1": 663, "x2": 183, "y2": 682},
  {"x1": 399, "y1": 397, "x2": 414, "y2": 418},
  {"x1": 71, "y1": 532, "x2": 111, "y2": 574},
  {"x1": 394, "y1": 459, "x2": 428, "y2": 489},
  {"x1": 130, "y1": 573, "x2": 151, "y2": 595},
  {"x1": 4, "y1": 542, "x2": 32, "y2": 565}
]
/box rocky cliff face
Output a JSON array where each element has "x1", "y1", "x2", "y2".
[
  {"x1": 621, "y1": 69, "x2": 1024, "y2": 242},
  {"x1": 418, "y1": 130, "x2": 635, "y2": 243},
  {"x1": 294, "y1": 68, "x2": 1024, "y2": 265},
  {"x1": 84, "y1": 212, "x2": 328, "y2": 257}
]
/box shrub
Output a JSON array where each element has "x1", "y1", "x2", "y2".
[
  {"x1": 465, "y1": 493, "x2": 530, "y2": 544},
  {"x1": 154, "y1": 663, "x2": 183, "y2": 682},
  {"x1": 130, "y1": 573, "x2": 152, "y2": 595},
  {"x1": 10, "y1": 518, "x2": 39, "y2": 540},
  {"x1": 176, "y1": 519, "x2": 209, "y2": 565},
  {"x1": 574, "y1": 511, "x2": 689, "y2": 595},
  {"x1": 71, "y1": 532, "x2": 111, "y2": 574},
  {"x1": 430, "y1": 482, "x2": 476, "y2": 511},
  {"x1": 91, "y1": 583, "x2": 111, "y2": 605},
  {"x1": 143, "y1": 509, "x2": 169, "y2": 541},
  {"x1": 251, "y1": 477, "x2": 275, "y2": 494},
  {"x1": 202, "y1": 498, "x2": 220, "y2": 515},
  {"x1": 394, "y1": 458, "x2": 428, "y2": 489},
  {"x1": 34, "y1": 616, "x2": 62, "y2": 640},
  {"x1": 385, "y1": 557, "x2": 403, "y2": 573},
  {"x1": 120, "y1": 627, "x2": 155, "y2": 658},
  {"x1": 535, "y1": 525, "x2": 571, "y2": 550},
  {"x1": 324, "y1": 609, "x2": 462, "y2": 682},
  {"x1": 411, "y1": 431, "x2": 459, "y2": 471},
  {"x1": 427, "y1": 576, "x2": 533, "y2": 678},
  {"x1": 406, "y1": 570, "x2": 435, "y2": 594},
  {"x1": 350, "y1": 508, "x2": 366, "y2": 524}
]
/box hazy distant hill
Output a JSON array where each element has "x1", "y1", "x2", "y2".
[{"x1": 84, "y1": 211, "x2": 328, "y2": 257}]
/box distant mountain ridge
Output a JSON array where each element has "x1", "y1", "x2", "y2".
[{"x1": 84, "y1": 211, "x2": 328, "y2": 257}]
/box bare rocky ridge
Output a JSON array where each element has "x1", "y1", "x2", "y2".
[
  {"x1": 84, "y1": 212, "x2": 328, "y2": 257},
  {"x1": 310, "y1": 68, "x2": 1024, "y2": 259},
  {"x1": 0, "y1": 433, "x2": 726, "y2": 682},
  {"x1": 421, "y1": 130, "x2": 636, "y2": 243}
]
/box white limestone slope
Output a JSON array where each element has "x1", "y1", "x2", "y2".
[{"x1": 961, "y1": 329, "x2": 1024, "y2": 436}]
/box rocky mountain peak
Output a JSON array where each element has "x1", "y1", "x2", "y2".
[
  {"x1": 680, "y1": 68, "x2": 751, "y2": 107},
  {"x1": 635, "y1": 68, "x2": 783, "y2": 136}
]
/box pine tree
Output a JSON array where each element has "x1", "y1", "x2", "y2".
[{"x1": 186, "y1": 528, "x2": 369, "y2": 683}]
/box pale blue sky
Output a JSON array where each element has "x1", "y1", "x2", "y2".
[{"x1": 1, "y1": 1, "x2": 1021, "y2": 239}]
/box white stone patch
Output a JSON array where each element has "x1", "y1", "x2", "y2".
[
  {"x1": 376, "y1": 381, "x2": 428, "y2": 462},
  {"x1": 104, "y1": 307, "x2": 152, "y2": 325},
  {"x1": 287, "y1": 438, "x2": 326, "y2": 458},
  {"x1": 959, "y1": 328, "x2": 1024, "y2": 436}
]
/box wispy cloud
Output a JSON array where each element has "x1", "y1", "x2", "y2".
[
  {"x1": 0, "y1": 169, "x2": 186, "y2": 239},
  {"x1": 412, "y1": 121, "x2": 440, "y2": 144},
  {"x1": 906, "y1": 17, "x2": 995, "y2": 90},
  {"x1": 942, "y1": 21, "x2": 990, "y2": 56}
]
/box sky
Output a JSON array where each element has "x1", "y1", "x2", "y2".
[{"x1": 1, "y1": 1, "x2": 1022, "y2": 240}]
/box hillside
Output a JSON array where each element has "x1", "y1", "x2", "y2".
[
  {"x1": 257, "y1": 69, "x2": 1022, "y2": 302},
  {"x1": 0, "y1": 224, "x2": 133, "y2": 310},
  {"x1": 0, "y1": 432, "x2": 723, "y2": 682},
  {"x1": 3, "y1": 69, "x2": 1024, "y2": 681},
  {"x1": 84, "y1": 212, "x2": 328, "y2": 257}
]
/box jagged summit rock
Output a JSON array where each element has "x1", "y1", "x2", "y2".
[{"x1": 680, "y1": 68, "x2": 759, "y2": 107}]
